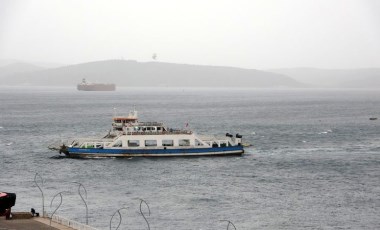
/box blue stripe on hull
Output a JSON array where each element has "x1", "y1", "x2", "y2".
[{"x1": 66, "y1": 146, "x2": 244, "y2": 157}]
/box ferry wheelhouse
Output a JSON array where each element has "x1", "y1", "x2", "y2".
[{"x1": 55, "y1": 110, "x2": 244, "y2": 158}]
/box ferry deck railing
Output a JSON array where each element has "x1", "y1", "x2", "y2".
[{"x1": 124, "y1": 130, "x2": 193, "y2": 135}]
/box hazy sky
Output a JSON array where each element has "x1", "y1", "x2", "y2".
[{"x1": 0, "y1": 0, "x2": 379, "y2": 69}]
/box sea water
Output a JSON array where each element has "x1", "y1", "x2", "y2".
[{"x1": 0, "y1": 87, "x2": 379, "y2": 229}]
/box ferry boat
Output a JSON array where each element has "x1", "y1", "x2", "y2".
[
  {"x1": 52, "y1": 110, "x2": 244, "y2": 158},
  {"x1": 77, "y1": 78, "x2": 116, "y2": 91}
]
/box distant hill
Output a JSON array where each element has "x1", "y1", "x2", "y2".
[
  {"x1": 0, "y1": 59, "x2": 19, "y2": 67},
  {"x1": 269, "y1": 67, "x2": 380, "y2": 88},
  {"x1": 0, "y1": 62, "x2": 45, "y2": 77},
  {"x1": 0, "y1": 60, "x2": 304, "y2": 88},
  {"x1": 0, "y1": 59, "x2": 63, "y2": 69}
]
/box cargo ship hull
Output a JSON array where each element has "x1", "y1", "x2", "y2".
[
  {"x1": 77, "y1": 78, "x2": 116, "y2": 91},
  {"x1": 77, "y1": 84, "x2": 116, "y2": 91}
]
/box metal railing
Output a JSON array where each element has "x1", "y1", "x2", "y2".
[
  {"x1": 33, "y1": 173, "x2": 238, "y2": 230},
  {"x1": 34, "y1": 173, "x2": 45, "y2": 217}
]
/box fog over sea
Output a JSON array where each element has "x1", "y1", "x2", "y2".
[{"x1": 0, "y1": 87, "x2": 379, "y2": 229}]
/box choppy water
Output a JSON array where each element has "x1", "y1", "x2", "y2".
[{"x1": 0, "y1": 87, "x2": 379, "y2": 229}]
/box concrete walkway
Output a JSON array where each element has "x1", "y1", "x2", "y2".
[{"x1": 0, "y1": 217, "x2": 74, "y2": 230}]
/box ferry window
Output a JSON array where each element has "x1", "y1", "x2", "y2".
[
  {"x1": 157, "y1": 127, "x2": 162, "y2": 131},
  {"x1": 179, "y1": 139, "x2": 190, "y2": 146},
  {"x1": 145, "y1": 140, "x2": 157, "y2": 146},
  {"x1": 128, "y1": 140, "x2": 140, "y2": 147},
  {"x1": 162, "y1": 139, "x2": 174, "y2": 146},
  {"x1": 113, "y1": 140, "x2": 122, "y2": 147},
  {"x1": 195, "y1": 139, "x2": 203, "y2": 146}
]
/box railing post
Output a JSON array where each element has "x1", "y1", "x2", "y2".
[
  {"x1": 50, "y1": 192, "x2": 64, "y2": 227},
  {"x1": 220, "y1": 220, "x2": 237, "y2": 230},
  {"x1": 34, "y1": 173, "x2": 45, "y2": 217},
  {"x1": 73, "y1": 182, "x2": 89, "y2": 225},
  {"x1": 139, "y1": 199, "x2": 151, "y2": 230},
  {"x1": 109, "y1": 208, "x2": 127, "y2": 230}
]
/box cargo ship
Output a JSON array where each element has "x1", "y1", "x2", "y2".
[{"x1": 77, "y1": 78, "x2": 116, "y2": 91}]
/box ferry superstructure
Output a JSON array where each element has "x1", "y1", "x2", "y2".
[{"x1": 54, "y1": 110, "x2": 244, "y2": 158}]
